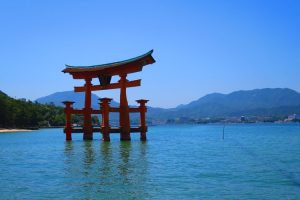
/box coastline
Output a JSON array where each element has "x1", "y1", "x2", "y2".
[{"x1": 0, "y1": 128, "x2": 34, "y2": 133}]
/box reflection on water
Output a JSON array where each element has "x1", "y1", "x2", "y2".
[
  {"x1": 63, "y1": 140, "x2": 150, "y2": 199},
  {"x1": 83, "y1": 141, "x2": 95, "y2": 168},
  {"x1": 100, "y1": 142, "x2": 112, "y2": 177},
  {"x1": 139, "y1": 141, "x2": 147, "y2": 159},
  {"x1": 64, "y1": 141, "x2": 73, "y2": 155},
  {"x1": 118, "y1": 142, "x2": 132, "y2": 178}
]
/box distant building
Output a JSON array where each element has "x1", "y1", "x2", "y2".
[
  {"x1": 287, "y1": 114, "x2": 297, "y2": 121},
  {"x1": 240, "y1": 116, "x2": 246, "y2": 122},
  {"x1": 284, "y1": 114, "x2": 298, "y2": 122}
]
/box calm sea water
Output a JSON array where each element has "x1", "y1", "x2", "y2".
[{"x1": 0, "y1": 124, "x2": 299, "y2": 199}]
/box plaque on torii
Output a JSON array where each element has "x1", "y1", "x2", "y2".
[{"x1": 62, "y1": 50, "x2": 155, "y2": 141}]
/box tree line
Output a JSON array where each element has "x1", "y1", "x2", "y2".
[{"x1": 0, "y1": 91, "x2": 99, "y2": 129}]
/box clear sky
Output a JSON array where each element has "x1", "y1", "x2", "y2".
[{"x1": 0, "y1": 0, "x2": 299, "y2": 108}]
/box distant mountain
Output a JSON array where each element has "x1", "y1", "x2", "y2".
[
  {"x1": 148, "y1": 88, "x2": 300, "y2": 119},
  {"x1": 35, "y1": 91, "x2": 118, "y2": 109},
  {"x1": 36, "y1": 88, "x2": 300, "y2": 120},
  {"x1": 180, "y1": 88, "x2": 300, "y2": 110}
]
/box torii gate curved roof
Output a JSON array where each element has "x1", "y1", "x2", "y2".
[{"x1": 62, "y1": 50, "x2": 155, "y2": 79}]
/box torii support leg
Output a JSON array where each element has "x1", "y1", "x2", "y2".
[
  {"x1": 63, "y1": 101, "x2": 74, "y2": 141},
  {"x1": 100, "y1": 98, "x2": 112, "y2": 141},
  {"x1": 119, "y1": 74, "x2": 131, "y2": 141},
  {"x1": 137, "y1": 100, "x2": 149, "y2": 141},
  {"x1": 83, "y1": 78, "x2": 93, "y2": 140}
]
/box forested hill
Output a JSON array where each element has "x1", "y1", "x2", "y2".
[{"x1": 0, "y1": 90, "x2": 66, "y2": 128}]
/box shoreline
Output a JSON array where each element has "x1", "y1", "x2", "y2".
[{"x1": 0, "y1": 129, "x2": 34, "y2": 133}]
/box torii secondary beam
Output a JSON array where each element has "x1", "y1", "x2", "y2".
[{"x1": 74, "y1": 79, "x2": 141, "y2": 92}]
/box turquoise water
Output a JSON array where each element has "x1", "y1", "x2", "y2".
[{"x1": 0, "y1": 124, "x2": 299, "y2": 199}]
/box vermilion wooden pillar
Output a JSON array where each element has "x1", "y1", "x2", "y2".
[
  {"x1": 63, "y1": 101, "x2": 74, "y2": 141},
  {"x1": 137, "y1": 99, "x2": 149, "y2": 141},
  {"x1": 100, "y1": 98, "x2": 112, "y2": 141},
  {"x1": 119, "y1": 74, "x2": 131, "y2": 141},
  {"x1": 83, "y1": 78, "x2": 93, "y2": 140}
]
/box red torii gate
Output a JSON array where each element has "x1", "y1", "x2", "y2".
[{"x1": 62, "y1": 50, "x2": 155, "y2": 141}]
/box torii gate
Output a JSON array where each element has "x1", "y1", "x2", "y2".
[{"x1": 62, "y1": 50, "x2": 155, "y2": 141}]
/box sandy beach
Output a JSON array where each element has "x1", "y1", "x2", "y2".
[{"x1": 0, "y1": 129, "x2": 34, "y2": 133}]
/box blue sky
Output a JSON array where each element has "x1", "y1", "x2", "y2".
[{"x1": 0, "y1": 0, "x2": 299, "y2": 108}]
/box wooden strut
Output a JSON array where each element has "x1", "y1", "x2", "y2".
[
  {"x1": 100, "y1": 98, "x2": 112, "y2": 141},
  {"x1": 136, "y1": 99, "x2": 149, "y2": 141},
  {"x1": 62, "y1": 101, "x2": 74, "y2": 141}
]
